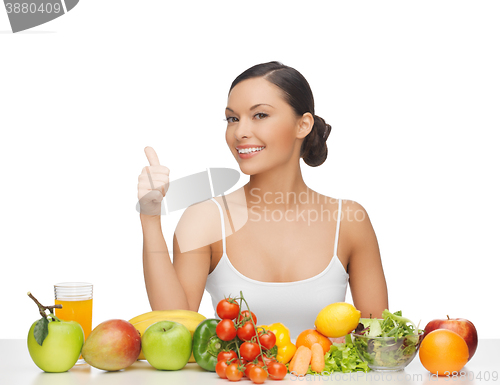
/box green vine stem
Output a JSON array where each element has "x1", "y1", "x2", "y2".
[{"x1": 237, "y1": 290, "x2": 269, "y2": 372}]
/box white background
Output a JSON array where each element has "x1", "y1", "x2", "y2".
[{"x1": 1, "y1": 1, "x2": 499, "y2": 339}]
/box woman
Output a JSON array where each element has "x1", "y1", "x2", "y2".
[{"x1": 137, "y1": 61, "x2": 388, "y2": 339}]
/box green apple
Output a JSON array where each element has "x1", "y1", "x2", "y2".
[
  {"x1": 27, "y1": 318, "x2": 84, "y2": 372},
  {"x1": 142, "y1": 320, "x2": 192, "y2": 370}
]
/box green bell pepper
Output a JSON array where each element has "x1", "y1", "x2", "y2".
[{"x1": 192, "y1": 318, "x2": 227, "y2": 371}]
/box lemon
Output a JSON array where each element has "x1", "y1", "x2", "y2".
[{"x1": 314, "y1": 302, "x2": 361, "y2": 338}]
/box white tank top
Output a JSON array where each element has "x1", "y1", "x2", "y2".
[{"x1": 205, "y1": 197, "x2": 349, "y2": 339}]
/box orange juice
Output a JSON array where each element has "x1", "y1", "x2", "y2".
[{"x1": 55, "y1": 298, "x2": 93, "y2": 340}]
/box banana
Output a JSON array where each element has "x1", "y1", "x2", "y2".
[
  {"x1": 128, "y1": 310, "x2": 206, "y2": 362},
  {"x1": 129, "y1": 309, "x2": 205, "y2": 325}
]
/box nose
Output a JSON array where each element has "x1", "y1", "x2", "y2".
[{"x1": 233, "y1": 117, "x2": 252, "y2": 140}]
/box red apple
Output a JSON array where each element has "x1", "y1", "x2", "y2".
[
  {"x1": 82, "y1": 319, "x2": 141, "y2": 371},
  {"x1": 423, "y1": 316, "x2": 478, "y2": 361}
]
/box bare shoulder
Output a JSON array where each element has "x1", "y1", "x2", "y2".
[
  {"x1": 213, "y1": 187, "x2": 249, "y2": 223},
  {"x1": 180, "y1": 198, "x2": 220, "y2": 220},
  {"x1": 310, "y1": 191, "x2": 341, "y2": 212},
  {"x1": 340, "y1": 199, "x2": 379, "y2": 257},
  {"x1": 213, "y1": 187, "x2": 248, "y2": 209},
  {"x1": 308, "y1": 192, "x2": 369, "y2": 222},
  {"x1": 340, "y1": 199, "x2": 373, "y2": 230},
  {"x1": 182, "y1": 186, "x2": 247, "y2": 226},
  {"x1": 311, "y1": 195, "x2": 375, "y2": 259},
  {"x1": 341, "y1": 199, "x2": 371, "y2": 222},
  {"x1": 175, "y1": 188, "x2": 248, "y2": 253},
  {"x1": 174, "y1": 198, "x2": 221, "y2": 253}
]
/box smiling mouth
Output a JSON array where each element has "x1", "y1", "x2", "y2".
[{"x1": 237, "y1": 146, "x2": 265, "y2": 154}]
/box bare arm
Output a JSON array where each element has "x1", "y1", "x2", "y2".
[
  {"x1": 141, "y1": 213, "x2": 191, "y2": 310},
  {"x1": 343, "y1": 200, "x2": 389, "y2": 318},
  {"x1": 138, "y1": 146, "x2": 213, "y2": 311},
  {"x1": 172, "y1": 201, "x2": 216, "y2": 312}
]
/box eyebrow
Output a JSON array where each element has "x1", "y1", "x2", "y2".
[{"x1": 225, "y1": 103, "x2": 274, "y2": 113}]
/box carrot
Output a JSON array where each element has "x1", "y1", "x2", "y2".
[
  {"x1": 289, "y1": 346, "x2": 312, "y2": 376},
  {"x1": 310, "y1": 343, "x2": 325, "y2": 373},
  {"x1": 288, "y1": 347, "x2": 299, "y2": 373}
]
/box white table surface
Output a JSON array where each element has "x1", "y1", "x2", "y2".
[{"x1": 1, "y1": 339, "x2": 498, "y2": 384}]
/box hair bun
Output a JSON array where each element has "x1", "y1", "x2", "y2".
[
  {"x1": 300, "y1": 114, "x2": 331, "y2": 167},
  {"x1": 314, "y1": 115, "x2": 332, "y2": 140}
]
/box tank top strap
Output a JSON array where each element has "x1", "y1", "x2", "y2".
[
  {"x1": 210, "y1": 198, "x2": 226, "y2": 254},
  {"x1": 333, "y1": 198, "x2": 342, "y2": 257}
]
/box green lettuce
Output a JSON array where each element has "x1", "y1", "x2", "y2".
[
  {"x1": 307, "y1": 339, "x2": 370, "y2": 374},
  {"x1": 354, "y1": 310, "x2": 424, "y2": 368},
  {"x1": 359, "y1": 310, "x2": 422, "y2": 339},
  {"x1": 358, "y1": 318, "x2": 382, "y2": 337}
]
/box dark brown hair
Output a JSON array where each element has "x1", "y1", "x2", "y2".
[{"x1": 228, "y1": 61, "x2": 332, "y2": 167}]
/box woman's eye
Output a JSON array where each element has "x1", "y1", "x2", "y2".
[{"x1": 224, "y1": 113, "x2": 267, "y2": 123}]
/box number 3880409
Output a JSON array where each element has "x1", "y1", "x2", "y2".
[{"x1": 5, "y1": 3, "x2": 62, "y2": 14}]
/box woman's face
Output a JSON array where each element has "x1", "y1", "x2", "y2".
[{"x1": 225, "y1": 77, "x2": 313, "y2": 175}]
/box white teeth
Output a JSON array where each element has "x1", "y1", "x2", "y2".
[{"x1": 238, "y1": 146, "x2": 265, "y2": 154}]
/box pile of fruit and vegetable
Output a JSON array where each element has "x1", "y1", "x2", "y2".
[{"x1": 26, "y1": 290, "x2": 479, "y2": 382}]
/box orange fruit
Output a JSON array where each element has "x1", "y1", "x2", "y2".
[
  {"x1": 295, "y1": 329, "x2": 332, "y2": 355},
  {"x1": 419, "y1": 329, "x2": 469, "y2": 375}
]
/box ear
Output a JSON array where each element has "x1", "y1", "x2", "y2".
[{"x1": 296, "y1": 112, "x2": 314, "y2": 139}]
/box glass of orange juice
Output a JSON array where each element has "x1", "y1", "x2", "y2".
[{"x1": 54, "y1": 282, "x2": 93, "y2": 364}]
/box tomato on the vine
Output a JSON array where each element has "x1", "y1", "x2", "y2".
[
  {"x1": 248, "y1": 365, "x2": 268, "y2": 384},
  {"x1": 257, "y1": 353, "x2": 275, "y2": 366},
  {"x1": 216, "y1": 360, "x2": 229, "y2": 379},
  {"x1": 244, "y1": 362, "x2": 255, "y2": 378},
  {"x1": 225, "y1": 362, "x2": 244, "y2": 381},
  {"x1": 239, "y1": 341, "x2": 260, "y2": 361},
  {"x1": 216, "y1": 298, "x2": 240, "y2": 320},
  {"x1": 216, "y1": 319, "x2": 237, "y2": 341},
  {"x1": 237, "y1": 310, "x2": 257, "y2": 324},
  {"x1": 267, "y1": 360, "x2": 287, "y2": 380},
  {"x1": 237, "y1": 320, "x2": 256, "y2": 341},
  {"x1": 217, "y1": 350, "x2": 237, "y2": 363},
  {"x1": 244, "y1": 361, "x2": 266, "y2": 378},
  {"x1": 258, "y1": 330, "x2": 276, "y2": 350}
]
